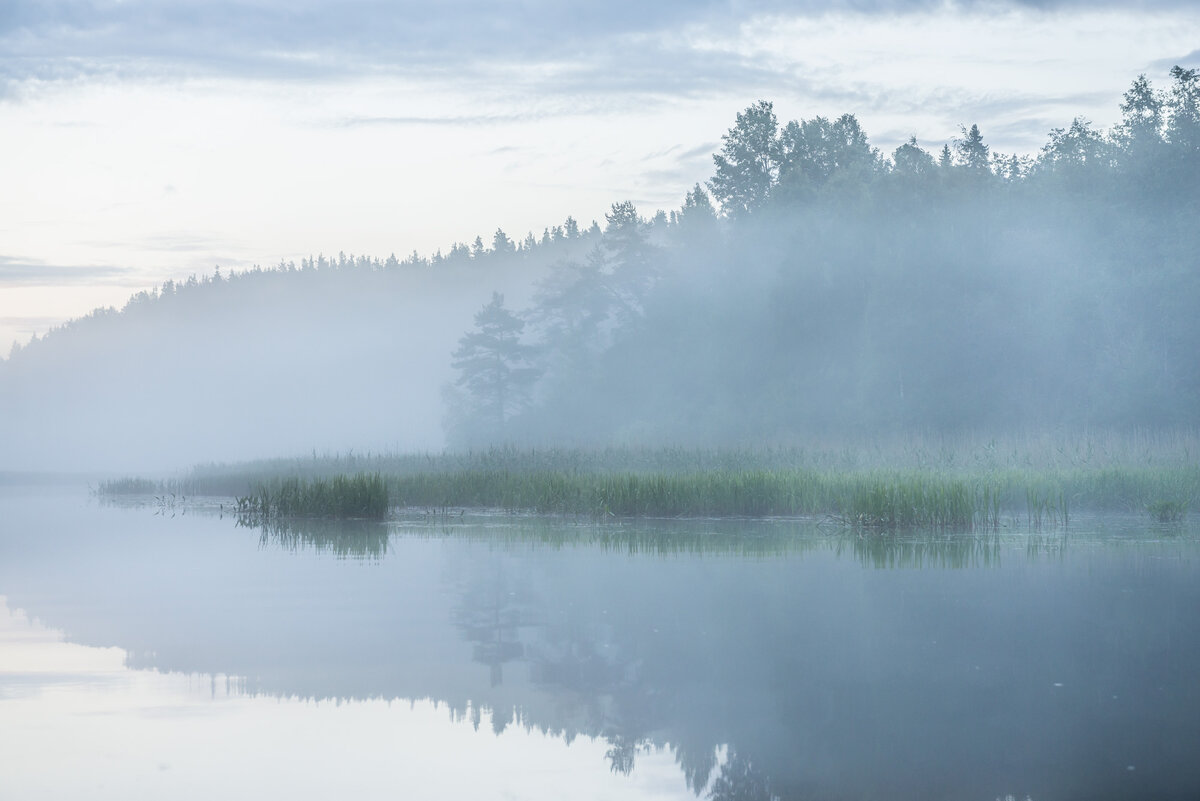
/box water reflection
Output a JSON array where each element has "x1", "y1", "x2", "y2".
[
  {"x1": 0, "y1": 598, "x2": 688, "y2": 801},
  {"x1": 250, "y1": 517, "x2": 392, "y2": 560},
  {"x1": 840, "y1": 531, "x2": 1005, "y2": 568},
  {"x1": 2, "y1": 493, "x2": 1199, "y2": 800},
  {"x1": 242, "y1": 513, "x2": 1061, "y2": 570}
]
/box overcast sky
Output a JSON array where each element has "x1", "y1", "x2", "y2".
[{"x1": 2, "y1": 0, "x2": 1197, "y2": 354}]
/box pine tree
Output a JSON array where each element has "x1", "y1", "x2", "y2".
[
  {"x1": 955, "y1": 124, "x2": 991, "y2": 175},
  {"x1": 449, "y1": 293, "x2": 540, "y2": 432}
]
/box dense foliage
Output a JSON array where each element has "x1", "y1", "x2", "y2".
[{"x1": 446, "y1": 68, "x2": 1200, "y2": 447}]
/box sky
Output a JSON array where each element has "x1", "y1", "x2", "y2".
[{"x1": 1, "y1": 0, "x2": 1198, "y2": 356}]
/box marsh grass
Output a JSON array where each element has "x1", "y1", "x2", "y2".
[
  {"x1": 236, "y1": 473, "x2": 388, "y2": 521},
  {"x1": 1146, "y1": 498, "x2": 1189, "y2": 523},
  {"x1": 386, "y1": 465, "x2": 1197, "y2": 530},
  {"x1": 95, "y1": 431, "x2": 1200, "y2": 529},
  {"x1": 95, "y1": 476, "x2": 161, "y2": 494}
]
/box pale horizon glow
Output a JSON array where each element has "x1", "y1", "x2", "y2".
[{"x1": 2, "y1": 3, "x2": 1198, "y2": 354}]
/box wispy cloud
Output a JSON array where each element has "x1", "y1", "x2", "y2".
[
  {"x1": 678, "y1": 142, "x2": 719, "y2": 160},
  {"x1": 0, "y1": 255, "x2": 137, "y2": 287},
  {"x1": 332, "y1": 112, "x2": 545, "y2": 128},
  {"x1": 1150, "y1": 48, "x2": 1200, "y2": 71},
  {"x1": 0, "y1": 314, "x2": 67, "y2": 329}
]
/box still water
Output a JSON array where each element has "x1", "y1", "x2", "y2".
[{"x1": 1, "y1": 486, "x2": 1198, "y2": 800}]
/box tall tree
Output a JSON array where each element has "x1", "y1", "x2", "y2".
[
  {"x1": 892, "y1": 136, "x2": 935, "y2": 178},
  {"x1": 677, "y1": 183, "x2": 718, "y2": 237},
  {"x1": 778, "y1": 113, "x2": 879, "y2": 196},
  {"x1": 955, "y1": 124, "x2": 991, "y2": 175},
  {"x1": 1036, "y1": 117, "x2": 1110, "y2": 189},
  {"x1": 449, "y1": 293, "x2": 540, "y2": 434},
  {"x1": 528, "y1": 201, "x2": 659, "y2": 383},
  {"x1": 938, "y1": 144, "x2": 953, "y2": 170},
  {"x1": 1116, "y1": 74, "x2": 1166, "y2": 166},
  {"x1": 1166, "y1": 65, "x2": 1200, "y2": 154},
  {"x1": 492, "y1": 228, "x2": 516, "y2": 255},
  {"x1": 708, "y1": 101, "x2": 781, "y2": 217}
]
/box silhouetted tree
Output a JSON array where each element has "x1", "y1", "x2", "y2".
[
  {"x1": 955, "y1": 123, "x2": 991, "y2": 175},
  {"x1": 1166, "y1": 65, "x2": 1200, "y2": 154},
  {"x1": 1117, "y1": 74, "x2": 1166, "y2": 169},
  {"x1": 677, "y1": 183, "x2": 718, "y2": 237},
  {"x1": 492, "y1": 228, "x2": 516, "y2": 255},
  {"x1": 449, "y1": 293, "x2": 540, "y2": 435},
  {"x1": 778, "y1": 113, "x2": 878, "y2": 198},
  {"x1": 892, "y1": 136, "x2": 935, "y2": 178},
  {"x1": 709, "y1": 101, "x2": 781, "y2": 217}
]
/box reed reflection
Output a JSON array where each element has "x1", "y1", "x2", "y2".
[{"x1": 247, "y1": 516, "x2": 392, "y2": 560}]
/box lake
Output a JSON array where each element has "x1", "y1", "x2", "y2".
[{"x1": 2, "y1": 485, "x2": 1198, "y2": 800}]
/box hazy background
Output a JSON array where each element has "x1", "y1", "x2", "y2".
[
  {"x1": 3, "y1": 0, "x2": 1198, "y2": 352},
  {"x1": 1, "y1": 2, "x2": 1198, "y2": 472}
]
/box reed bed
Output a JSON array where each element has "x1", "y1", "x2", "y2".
[
  {"x1": 95, "y1": 476, "x2": 161, "y2": 494},
  {"x1": 95, "y1": 431, "x2": 1199, "y2": 528},
  {"x1": 387, "y1": 465, "x2": 1197, "y2": 529},
  {"x1": 235, "y1": 473, "x2": 388, "y2": 521},
  {"x1": 132, "y1": 429, "x2": 1200, "y2": 497}
]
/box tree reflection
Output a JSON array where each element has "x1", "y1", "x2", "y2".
[{"x1": 708, "y1": 751, "x2": 777, "y2": 801}]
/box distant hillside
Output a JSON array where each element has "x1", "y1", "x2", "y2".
[{"x1": 0, "y1": 236, "x2": 588, "y2": 471}]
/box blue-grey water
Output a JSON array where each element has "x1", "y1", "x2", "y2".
[{"x1": 1, "y1": 485, "x2": 1198, "y2": 800}]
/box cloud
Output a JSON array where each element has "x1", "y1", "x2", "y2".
[
  {"x1": 0, "y1": 255, "x2": 137, "y2": 287},
  {"x1": 138, "y1": 233, "x2": 242, "y2": 254},
  {"x1": 4, "y1": 0, "x2": 1192, "y2": 94},
  {"x1": 0, "y1": 314, "x2": 66, "y2": 330},
  {"x1": 332, "y1": 112, "x2": 545, "y2": 128},
  {"x1": 1149, "y1": 49, "x2": 1200, "y2": 72},
  {"x1": 678, "y1": 142, "x2": 720, "y2": 160}
]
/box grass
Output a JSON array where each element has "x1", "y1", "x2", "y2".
[
  {"x1": 1146, "y1": 498, "x2": 1189, "y2": 523},
  {"x1": 95, "y1": 476, "x2": 160, "y2": 494},
  {"x1": 235, "y1": 473, "x2": 388, "y2": 521},
  {"x1": 94, "y1": 430, "x2": 1200, "y2": 529},
  {"x1": 383, "y1": 464, "x2": 1198, "y2": 530}
]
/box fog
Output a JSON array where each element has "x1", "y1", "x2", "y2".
[{"x1": 1, "y1": 68, "x2": 1198, "y2": 473}]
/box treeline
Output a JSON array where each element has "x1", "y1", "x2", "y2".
[
  {"x1": 6, "y1": 214, "x2": 597, "y2": 362},
  {"x1": 446, "y1": 67, "x2": 1200, "y2": 446}
]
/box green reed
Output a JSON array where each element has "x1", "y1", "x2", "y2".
[
  {"x1": 1146, "y1": 498, "x2": 1189, "y2": 523},
  {"x1": 236, "y1": 472, "x2": 388, "y2": 521},
  {"x1": 95, "y1": 476, "x2": 161, "y2": 494},
  {"x1": 95, "y1": 431, "x2": 1200, "y2": 528}
]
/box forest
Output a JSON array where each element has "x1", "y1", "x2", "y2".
[{"x1": 2, "y1": 67, "x2": 1197, "y2": 472}]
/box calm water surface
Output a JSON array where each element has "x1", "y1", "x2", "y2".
[{"x1": 1, "y1": 486, "x2": 1198, "y2": 800}]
